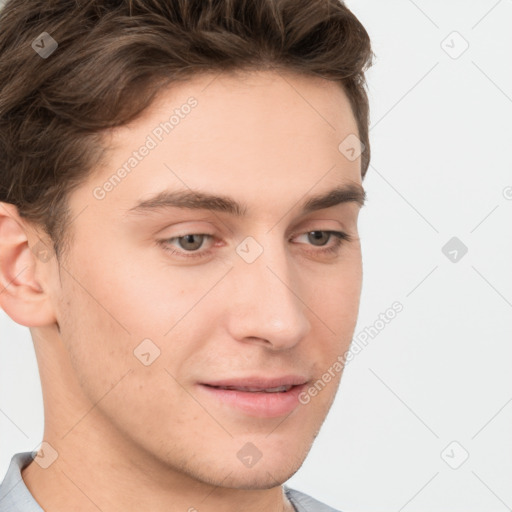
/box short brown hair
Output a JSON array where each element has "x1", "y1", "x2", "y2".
[{"x1": 0, "y1": 0, "x2": 373, "y2": 261}]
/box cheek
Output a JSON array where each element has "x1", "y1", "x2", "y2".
[
  {"x1": 313, "y1": 256, "x2": 362, "y2": 325},
  {"x1": 57, "y1": 269, "x2": 198, "y2": 433},
  {"x1": 84, "y1": 238, "x2": 225, "y2": 337},
  {"x1": 56, "y1": 245, "x2": 204, "y2": 396},
  {"x1": 57, "y1": 272, "x2": 132, "y2": 395},
  {"x1": 304, "y1": 260, "x2": 362, "y2": 383}
]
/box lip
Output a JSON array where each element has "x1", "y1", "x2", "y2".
[
  {"x1": 197, "y1": 375, "x2": 309, "y2": 418},
  {"x1": 201, "y1": 375, "x2": 308, "y2": 389}
]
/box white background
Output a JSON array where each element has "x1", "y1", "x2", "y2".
[{"x1": 1, "y1": 1, "x2": 512, "y2": 511}]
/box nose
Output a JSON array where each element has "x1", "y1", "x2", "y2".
[{"x1": 225, "y1": 235, "x2": 312, "y2": 351}]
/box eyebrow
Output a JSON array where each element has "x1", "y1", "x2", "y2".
[{"x1": 125, "y1": 183, "x2": 366, "y2": 217}]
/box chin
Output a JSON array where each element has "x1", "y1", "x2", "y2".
[
  {"x1": 171, "y1": 446, "x2": 308, "y2": 490},
  {"x1": 208, "y1": 462, "x2": 304, "y2": 490}
]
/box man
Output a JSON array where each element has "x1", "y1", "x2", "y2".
[{"x1": 0, "y1": 0, "x2": 373, "y2": 510}]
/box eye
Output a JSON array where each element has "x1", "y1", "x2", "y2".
[
  {"x1": 157, "y1": 230, "x2": 353, "y2": 260},
  {"x1": 292, "y1": 230, "x2": 352, "y2": 256},
  {"x1": 158, "y1": 233, "x2": 214, "y2": 259},
  {"x1": 301, "y1": 231, "x2": 337, "y2": 246},
  {"x1": 171, "y1": 234, "x2": 207, "y2": 251}
]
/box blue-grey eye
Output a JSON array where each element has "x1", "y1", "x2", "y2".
[
  {"x1": 176, "y1": 234, "x2": 206, "y2": 251},
  {"x1": 307, "y1": 231, "x2": 331, "y2": 246}
]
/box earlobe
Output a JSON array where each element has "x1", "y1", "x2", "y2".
[{"x1": 0, "y1": 202, "x2": 57, "y2": 328}]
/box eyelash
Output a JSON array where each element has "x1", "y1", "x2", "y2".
[{"x1": 157, "y1": 230, "x2": 352, "y2": 260}]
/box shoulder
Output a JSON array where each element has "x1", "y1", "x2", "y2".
[
  {"x1": 0, "y1": 451, "x2": 43, "y2": 512},
  {"x1": 284, "y1": 485, "x2": 343, "y2": 512}
]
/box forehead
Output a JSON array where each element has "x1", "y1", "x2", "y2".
[
  {"x1": 77, "y1": 69, "x2": 362, "y2": 222},
  {"x1": 101, "y1": 68, "x2": 359, "y2": 158}
]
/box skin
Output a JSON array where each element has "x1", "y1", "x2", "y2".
[{"x1": 0, "y1": 69, "x2": 364, "y2": 512}]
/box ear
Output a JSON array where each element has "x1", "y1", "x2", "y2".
[{"x1": 0, "y1": 202, "x2": 58, "y2": 327}]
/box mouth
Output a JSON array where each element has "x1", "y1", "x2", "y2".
[
  {"x1": 197, "y1": 376, "x2": 309, "y2": 418},
  {"x1": 204, "y1": 384, "x2": 295, "y2": 393}
]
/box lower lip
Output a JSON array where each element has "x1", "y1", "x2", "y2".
[{"x1": 197, "y1": 383, "x2": 307, "y2": 418}]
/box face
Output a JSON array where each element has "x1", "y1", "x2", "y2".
[{"x1": 31, "y1": 70, "x2": 364, "y2": 488}]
